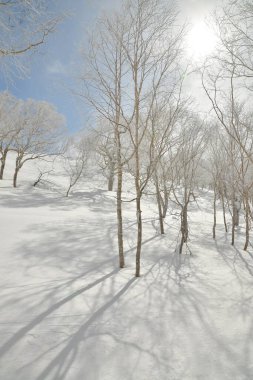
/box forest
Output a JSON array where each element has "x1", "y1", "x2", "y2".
[{"x1": 0, "y1": 1, "x2": 253, "y2": 379}]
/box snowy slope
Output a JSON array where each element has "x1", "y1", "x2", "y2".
[{"x1": 0, "y1": 156, "x2": 253, "y2": 380}]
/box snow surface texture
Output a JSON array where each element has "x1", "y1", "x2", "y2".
[{"x1": 0, "y1": 155, "x2": 253, "y2": 380}]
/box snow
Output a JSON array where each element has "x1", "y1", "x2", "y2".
[{"x1": 0, "y1": 156, "x2": 253, "y2": 380}]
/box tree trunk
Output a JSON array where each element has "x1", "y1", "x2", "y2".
[
  {"x1": 134, "y1": 66, "x2": 142, "y2": 278},
  {"x1": 108, "y1": 162, "x2": 115, "y2": 191},
  {"x1": 0, "y1": 149, "x2": 8, "y2": 180},
  {"x1": 179, "y1": 234, "x2": 184, "y2": 255},
  {"x1": 213, "y1": 190, "x2": 217, "y2": 239},
  {"x1": 231, "y1": 206, "x2": 235, "y2": 246},
  {"x1": 155, "y1": 178, "x2": 164, "y2": 234},
  {"x1": 33, "y1": 172, "x2": 43, "y2": 187},
  {"x1": 115, "y1": 122, "x2": 124, "y2": 268},
  {"x1": 161, "y1": 183, "x2": 169, "y2": 218},
  {"x1": 244, "y1": 194, "x2": 250, "y2": 251},
  {"x1": 233, "y1": 201, "x2": 240, "y2": 227},
  {"x1": 232, "y1": 198, "x2": 239, "y2": 246},
  {"x1": 135, "y1": 190, "x2": 142, "y2": 277},
  {"x1": 66, "y1": 184, "x2": 72, "y2": 197},
  {"x1": 221, "y1": 192, "x2": 228, "y2": 233},
  {"x1": 117, "y1": 164, "x2": 124, "y2": 268},
  {"x1": 13, "y1": 167, "x2": 19, "y2": 188},
  {"x1": 179, "y1": 204, "x2": 188, "y2": 254},
  {"x1": 234, "y1": 208, "x2": 239, "y2": 227},
  {"x1": 134, "y1": 103, "x2": 142, "y2": 277}
]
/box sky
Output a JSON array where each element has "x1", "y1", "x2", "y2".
[{"x1": 0, "y1": 0, "x2": 219, "y2": 133}]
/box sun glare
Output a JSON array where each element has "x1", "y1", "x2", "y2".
[{"x1": 186, "y1": 20, "x2": 217, "y2": 61}]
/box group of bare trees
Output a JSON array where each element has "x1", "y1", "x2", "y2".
[
  {"x1": 1, "y1": 0, "x2": 253, "y2": 277},
  {"x1": 83, "y1": 0, "x2": 253, "y2": 276},
  {"x1": 207, "y1": 122, "x2": 253, "y2": 251},
  {"x1": 201, "y1": 0, "x2": 253, "y2": 250},
  {"x1": 0, "y1": 2, "x2": 73, "y2": 189},
  {"x1": 0, "y1": 92, "x2": 65, "y2": 186},
  {"x1": 82, "y1": 0, "x2": 207, "y2": 276}
]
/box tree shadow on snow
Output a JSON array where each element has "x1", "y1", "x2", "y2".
[{"x1": 0, "y1": 187, "x2": 116, "y2": 213}]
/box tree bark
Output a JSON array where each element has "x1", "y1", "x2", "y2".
[
  {"x1": 155, "y1": 178, "x2": 164, "y2": 234},
  {"x1": 244, "y1": 194, "x2": 250, "y2": 251},
  {"x1": 213, "y1": 190, "x2": 217, "y2": 239},
  {"x1": 231, "y1": 206, "x2": 235, "y2": 246},
  {"x1": 115, "y1": 124, "x2": 124, "y2": 268},
  {"x1": 179, "y1": 204, "x2": 188, "y2": 254},
  {"x1": 233, "y1": 206, "x2": 239, "y2": 227},
  {"x1": 0, "y1": 149, "x2": 8, "y2": 180},
  {"x1": 221, "y1": 192, "x2": 228, "y2": 233},
  {"x1": 66, "y1": 184, "x2": 72, "y2": 197},
  {"x1": 134, "y1": 61, "x2": 142, "y2": 278},
  {"x1": 13, "y1": 154, "x2": 24, "y2": 187},
  {"x1": 13, "y1": 167, "x2": 19, "y2": 188},
  {"x1": 134, "y1": 91, "x2": 142, "y2": 277},
  {"x1": 108, "y1": 162, "x2": 115, "y2": 191},
  {"x1": 161, "y1": 183, "x2": 169, "y2": 218},
  {"x1": 117, "y1": 165, "x2": 124, "y2": 268},
  {"x1": 135, "y1": 190, "x2": 142, "y2": 277},
  {"x1": 232, "y1": 198, "x2": 239, "y2": 246}
]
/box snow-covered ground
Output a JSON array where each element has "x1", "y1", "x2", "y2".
[{"x1": 0, "y1": 156, "x2": 253, "y2": 380}]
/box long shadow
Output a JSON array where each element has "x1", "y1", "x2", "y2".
[
  {"x1": 0, "y1": 187, "x2": 115, "y2": 212},
  {"x1": 151, "y1": 251, "x2": 253, "y2": 377},
  {"x1": 35, "y1": 278, "x2": 136, "y2": 380},
  {"x1": 234, "y1": 246, "x2": 253, "y2": 278},
  {"x1": 124, "y1": 234, "x2": 160, "y2": 256},
  {"x1": 214, "y1": 240, "x2": 253, "y2": 280},
  {"x1": 0, "y1": 269, "x2": 118, "y2": 359}
]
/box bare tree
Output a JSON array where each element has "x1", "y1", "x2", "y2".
[
  {"x1": 202, "y1": 0, "x2": 253, "y2": 163},
  {"x1": 214, "y1": 0, "x2": 253, "y2": 81},
  {"x1": 82, "y1": 10, "x2": 130, "y2": 269},
  {"x1": 170, "y1": 114, "x2": 205, "y2": 254},
  {"x1": 119, "y1": 0, "x2": 184, "y2": 276},
  {"x1": 207, "y1": 128, "x2": 229, "y2": 239},
  {"x1": 225, "y1": 109, "x2": 253, "y2": 250},
  {"x1": 154, "y1": 160, "x2": 171, "y2": 222},
  {"x1": 84, "y1": 0, "x2": 184, "y2": 275},
  {"x1": 12, "y1": 99, "x2": 65, "y2": 187},
  {"x1": 0, "y1": 0, "x2": 62, "y2": 77},
  {"x1": 33, "y1": 168, "x2": 53, "y2": 188},
  {"x1": 93, "y1": 121, "x2": 117, "y2": 191},
  {"x1": 63, "y1": 135, "x2": 90, "y2": 197},
  {"x1": 236, "y1": 148, "x2": 253, "y2": 251},
  {"x1": 0, "y1": 91, "x2": 19, "y2": 179},
  {"x1": 147, "y1": 100, "x2": 185, "y2": 235}
]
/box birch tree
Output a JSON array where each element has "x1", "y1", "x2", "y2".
[
  {"x1": 207, "y1": 130, "x2": 229, "y2": 239},
  {"x1": 12, "y1": 99, "x2": 65, "y2": 187},
  {"x1": 222, "y1": 109, "x2": 253, "y2": 249},
  {"x1": 202, "y1": 1, "x2": 253, "y2": 248},
  {"x1": 83, "y1": 11, "x2": 129, "y2": 269},
  {"x1": 120, "y1": 0, "x2": 184, "y2": 275},
  {"x1": 84, "y1": 0, "x2": 184, "y2": 275},
  {"x1": 63, "y1": 135, "x2": 90, "y2": 197},
  {"x1": 145, "y1": 100, "x2": 184, "y2": 235},
  {"x1": 202, "y1": 0, "x2": 253, "y2": 163},
  {"x1": 93, "y1": 122, "x2": 117, "y2": 191},
  {"x1": 170, "y1": 114, "x2": 205, "y2": 254}
]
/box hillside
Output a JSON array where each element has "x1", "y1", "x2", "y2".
[{"x1": 0, "y1": 156, "x2": 253, "y2": 380}]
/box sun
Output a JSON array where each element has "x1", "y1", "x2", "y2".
[{"x1": 186, "y1": 20, "x2": 217, "y2": 61}]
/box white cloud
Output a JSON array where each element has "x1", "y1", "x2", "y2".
[{"x1": 47, "y1": 60, "x2": 68, "y2": 75}]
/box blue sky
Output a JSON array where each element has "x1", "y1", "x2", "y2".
[
  {"x1": 0, "y1": 0, "x2": 216, "y2": 133},
  {"x1": 0, "y1": 0, "x2": 118, "y2": 133}
]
